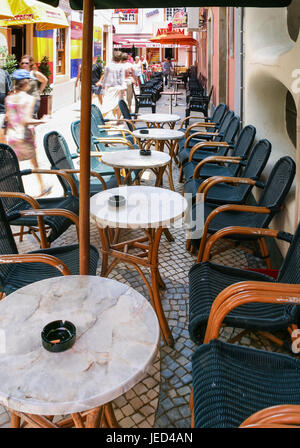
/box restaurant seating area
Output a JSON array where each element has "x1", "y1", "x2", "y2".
[{"x1": 0, "y1": 69, "x2": 299, "y2": 428}]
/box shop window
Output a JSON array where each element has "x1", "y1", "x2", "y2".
[
  {"x1": 163, "y1": 48, "x2": 178, "y2": 61},
  {"x1": 119, "y1": 13, "x2": 138, "y2": 24},
  {"x1": 56, "y1": 28, "x2": 66, "y2": 75}
]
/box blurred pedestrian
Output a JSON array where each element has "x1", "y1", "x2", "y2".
[
  {"x1": 0, "y1": 67, "x2": 12, "y2": 144},
  {"x1": 91, "y1": 58, "x2": 104, "y2": 105},
  {"x1": 5, "y1": 69, "x2": 49, "y2": 197},
  {"x1": 101, "y1": 51, "x2": 126, "y2": 121},
  {"x1": 133, "y1": 56, "x2": 142, "y2": 79},
  {"x1": 121, "y1": 52, "x2": 137, "y2": 113},
  {"x1": 162, "y1": 57, "x2": 173, "y2": 86},
  {"x1": 19, "y1": 54, "x2": 47, "y2": 118}
]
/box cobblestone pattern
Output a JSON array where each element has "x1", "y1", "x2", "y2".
[{"x1": 0, "y1": 91, "x2": 290, "y2": 428}]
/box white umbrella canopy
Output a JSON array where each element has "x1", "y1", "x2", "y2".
[
  {"x1": 0, "y1": 0, "x2": 13, "y2": 19},
  {"x1": 36, "y1": 0, "x2": 292, "y2": 274}
]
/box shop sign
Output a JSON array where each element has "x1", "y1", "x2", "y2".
[
  {"x1": 146, "y1": 9, "x2": 159, "y2": 18},
  {"x1": 172, "y1": 10, "x2": 187, "y2": 28},
  {"x1": 156, "y1": 28, "x2": 185, "y2": 36},
  {"x1": 114, "y1": 9, "x2": 138, "y2": 14}
]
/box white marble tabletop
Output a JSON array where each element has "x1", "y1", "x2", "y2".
[
  {"x1": 0, "y1": 275, "x2": 159, "y2": 415},
  {"x1": 90, "y1": 185, "x2": 188, "y2": 229},
  {"x1": 101, "y1": 150, "x2": 170, "y2": 170},
  {"x1": 138, "y1": 113, "x2": 181, "y2": 124},
  {"x1": 132, "y1": 128, "x2": 184, "y2": 141}
]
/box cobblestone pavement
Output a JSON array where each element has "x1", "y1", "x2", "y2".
[{"x1": 0, "y1": 88, "x2": 289, "y2": 428}]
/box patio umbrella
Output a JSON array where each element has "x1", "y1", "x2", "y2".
[
  {"x1": 150, "y1": 32, "x2": 198, "y2": 47},
  {"x1": 36, "y1": 0, "x2": 291, "y2": 276},
  {"x1": 0, "y1": 0, "x2": 13, "y2": 19},
  {"x1": 0, "y1": 0, "x2": 69, "y2": 30}
]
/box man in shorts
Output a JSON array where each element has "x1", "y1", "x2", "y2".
[
  {"x1": 121, "y1": 52, "x2": 138, "y2": 113},
  {"x1": 91, "y1": 58, "x2": 104, "y2": 105},
  {"x1": 0, "y1": 67, "x2": 12, "y2": 143}
]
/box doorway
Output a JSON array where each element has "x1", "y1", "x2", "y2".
[{"x1": 11, "y1": 26, "x2": 26, "y2": 63}]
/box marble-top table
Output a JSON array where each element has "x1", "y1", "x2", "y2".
[
  {"x1": 138, "y1": 113, "x2": 181, "y2": 129},
  {"x1": 90, "y1": 186, "x2": 187, "y2": 347},
  {"x1": 160, "y1": 91, "x2": 183, "y2": 114},
  {"x1": 101, "y1": 150, "x2": 170, "y2": 187},
  {"x1": 0, "y1": 275, "x2": 159, "y2": 426},
  {"x1": 132, "y1": 129, "x2": 184, "y2": 191}
]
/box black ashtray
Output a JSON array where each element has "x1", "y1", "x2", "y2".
[
  {"x1": 41, "y1": 320, "x2": 76, "y2": 353},
  {"x1": 140, "y1": 149, "x2": 152, "y2": 156},
  {"x1": 139, "y1": 129, "x2": 149, "y2": 134},
  {"x1": 108, "y1": 194, "x2": 126, "y2": 208}
]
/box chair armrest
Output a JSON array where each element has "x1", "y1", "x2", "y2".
[
  {"x1": 188, "y1": 142, "x2": 230, "y2": 162},
  {"x1": 202, "y1": 226, "x2": 281, "y2": 262},
  {"x1": 29, "y1": 169, "x2": 78, "y2": 197},
  {"x1": 198, "y1": 176, "x2": 257, "y2": 200},
  {"x1": 204, "y1": 281, "x2": 300, "y2": 343},
  {"x1": 0, "y1": 253, "x2": 71, "y2": 276},
  {"x1": 95, "y1": 137, "x2": 134, "y2": 149},
  {"x1": 62, "y1": 169, "x2": 107, "y2": 190},
  {"x1": 185, "y1": 134, "x2": 228, "y2": 150},
  {"x1": 193, "y1": 156, "x2": 241, "y2": 178},
  {"x1": 180, "y1": 116, "x2": 207, "y2": 127},
  {"x1": 71, "y1": 153, "x2": 79, "y2": 159},
  {"x1": 197, "y1": 204, "x2": 273, "y2": 262},
  {"x1": 240, "y1": 405, "x2": 300, "y2": 428}
]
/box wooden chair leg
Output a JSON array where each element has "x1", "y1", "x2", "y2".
[{"x1": 10, "y1": 411, "x2": 21, "y2": 428}]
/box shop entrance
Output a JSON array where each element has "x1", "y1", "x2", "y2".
[{"x1": 11, "y1": 26, "x2": 26, "y2": 63}]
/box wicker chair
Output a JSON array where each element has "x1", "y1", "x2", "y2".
[
  {"x1": 189, "y1": 156, "x2": 296, "y2": 261},
  {"x1": 184, "y1": 138, "x2": 271, "y2": 204},
  {"x1": 0, "y1": 198, "x2": 98, "y2": 298},
  {"x1": 191, "y1": 282, "x2": 300, "y2": 427},
  {"x1": 179, "y1": 103, "x2": 227, "y2": 131},
  {"x1": 185, "y1": 86, "x2": 213, "y2": 119},
  {"x1": 118, "y1": 99, "x2": 148, "y2": 133},
  {"x1": 44, "y1": 131, "x2": 118, "y2": 196},
  {"x1": 188, "y1": 158, "x2": 297, "y2": 346},
  {"x1": 0, "y1": 144, "x2": 80, "y2": 248},
  {"x1": 177, "y1": 110, "x2": 235, "y2": 162},
  {"x1": 179, "y1": 115, "x2": 242, "y2": 183},
  {"x1": 91, "y1": 104, "x2": 136, "y2": 144}
]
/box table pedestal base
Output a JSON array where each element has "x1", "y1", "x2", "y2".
[
  {"x1": 98, "y1": 226, "x2": 174, "y2": 347},
  {"x1": 9, "y1": 402, "x2": 120, "y2": 428}
]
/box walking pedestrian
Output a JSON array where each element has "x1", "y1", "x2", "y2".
[
  {"x1": 162, "y1": 57, "x2": 173, "y2": 87},
  {"x1": 0, "y1": 67, "x2": 12, "y2": 144},
  {"x1": 5, "y1": 69, "x2": 50, "y2": 197},
  {"x1": 121, "y1": 52, "x2": 137, "y2": 113},
  {"x1": 101, "y1": 51, "x2": 126, "y2": 121},
  {"x1": 91, "y1": 58, "x2": 104, "y2": 105},
  {"x1": 19, "y1": 54, "x2": 48, "y2": 118},
  {"x1": 133, "y1": 56, "x2": 142, "y2": 79}
]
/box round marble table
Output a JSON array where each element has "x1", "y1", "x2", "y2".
[
  {"x1": 160, "y1": 91, "x2": 183, "y2": 114},
  {"x1": 101, "y1": 149, "x2": 171, "y2": 187},
  {"x1": 138, "y1": 113, "x2": 181, "y2": 129},
  {"x1": 90, "y1": 186, "x2": 188, "y2": 347},
  {"x1": 132, "y1": 128, "x2": 184, "y2": 191},
  {"x1": 0, "y1": 275, "x2": 159, "y2": 428}
]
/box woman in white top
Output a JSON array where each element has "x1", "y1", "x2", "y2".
[{"x1": 101, "y1": 51, "x2": 126, "y2": 120}]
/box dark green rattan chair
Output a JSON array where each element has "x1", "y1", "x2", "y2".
[
  {"x1": 179, "y1": 102, "x2": 227, "y2": 132},
  {"x1": 43, "y1": 131, "x2": 118, "y2": 196},
  {"x1": 188, "y1": 160, "x2": 297, "y2": 346},
  {"x1": 184, "y1": 139, "x2": 271, "y2": 203},
  {"x1": 181, "y1": 123, "x2": 255, "y2": 182},
  {"x1": 189, "y1": 156, "x2": 296, "y2": 258},
  {"x1": 191, "y1": 281, "x2": 300, "y2": 427},
  {"x1": 0, "y1": 144, "x2": 80, "y2": 248},
  {"x1": 0, "y1": 199, "x2": 99, "y2": 297}
]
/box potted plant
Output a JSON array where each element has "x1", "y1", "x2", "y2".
[
  {"x1": 0, "y1": 47, "x2": 18, "y2": 75},
  {"x1": 37, "y1": 56, "x2": 53, "y2": 118}
]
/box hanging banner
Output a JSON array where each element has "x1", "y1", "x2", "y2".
[{"x1": 114, "y1": 9, "x2": 138, "y2": 14}]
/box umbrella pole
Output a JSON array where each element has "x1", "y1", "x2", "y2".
[{"x1": 79, "y1": 0, "x2": 94, "y2": 275}]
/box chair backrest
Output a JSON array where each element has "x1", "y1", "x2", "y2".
[
  {"x1": 0, "y1": 144, "x2": 26, "y2": 215},
  {"x1": 277, "y1": 221, "x2": 300, "y2": 284},
  {"x1": 223, "y1": 115, "x2": 240, "y2": 145},
  {"x1": 71, "y1": 120, "x2": 106, "y2": 153},
  {"x1": 215, "y1": 110, "x2": 234, "y2": 140},
  {"x1": 0, "y1": 198, "x2": 18, "y2": 288},
  {"x1": 242, "y1": 139, "x2": 271, "y2": 179},
  {"x1": 119, "y1": 99, "x2": 134, "y2": 132},
  {"x1": 91, "y1": 103, "x2": 105, "y2": 126},
  {"x1": 211, "y1": 103, "x2": 227, "y2": 125},
  {"x1": 258, "y1": 156, "x2": 296, "y2": 210},
  {"x1": 43, "y1": 131, "x2": 77, "y2": 195},
  {"x1": 232, "y1": 125, "x2": 256, "y2": 159}
]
